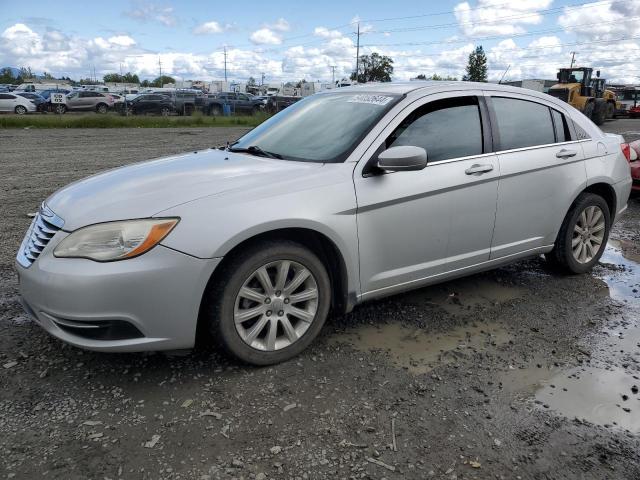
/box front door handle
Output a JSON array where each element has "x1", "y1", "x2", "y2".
[
  {"x1": 465, "y1": 164, "x2": 494, "y2": 175},
  {"x1": 556, "y1": 149, "x2": 577, "y2": 159}
]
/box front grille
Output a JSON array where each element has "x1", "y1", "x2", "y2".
[{"x1": 17, "y1": 204, "x2": 64, "y2": 268}]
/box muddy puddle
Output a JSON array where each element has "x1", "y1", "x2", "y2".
[
  {"x1": 331, "y1": 277, "x2": 522, "y2": 374},
  {"x1": 397, "y1": 276, "x2": 527, "y2": 316},
  {"x1": 332, "y1": 321, "x2": 510, "y2": 374},
  {"x1": 523, "y1": 241, "x2": 640, "y2": 432}
]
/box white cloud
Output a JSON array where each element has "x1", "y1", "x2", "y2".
[
  {"x1": 454, "y1": 0, "x2": 552, "y2": 36},
  {"x1": 314, "y1": 26, "x2": 343, "y2": 39},
  {"x1": 558, "y1": 0, "x2": 636, "y2": 40},
  {"x1": 108, "y1": 35, "x2": 137, "y2": 47},
  {"x1": 193, "y1": 21, "x2": 225, "y2": 35},
  {"x1": 124, "y1": 1, "x2": 177, "y2": 27},
  {"x1": 250, "y1": 28, "x2": 282, "y2": 45},
  {"x1": 270, "y1": 18, "x2": 290, "y2": 32},
  {"x1": 1, "y1": 23, "x2": 43, "y2": 57}
]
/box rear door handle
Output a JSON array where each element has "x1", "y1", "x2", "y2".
[
  {"x1": 465, "y1": 164, "x2": 494, "y2": 175},
  {"x1": 556, "y1": 149, "x2": 577, "y2": 159}
]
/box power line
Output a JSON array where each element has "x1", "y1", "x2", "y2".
[
  {"x1": 360, "y1": 16, "x2": 640, "y2": 48},
  {"x1": 389, "y1": 34, "x2": 640, "y2": 59},
  {"x1": 368, "y1": 0, "x2": 635, "y2": 34},
  {"x1": 359, "y1": 0, "x2": 629, "y2": 23}
]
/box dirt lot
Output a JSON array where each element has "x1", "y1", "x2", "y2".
[{"x1": 1, "y1": 122, "x2": 639, "y2": 480}]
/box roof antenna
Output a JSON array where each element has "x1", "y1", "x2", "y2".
[{"x1": 498, "y1": 65, "x2": 510, "y2": 84}]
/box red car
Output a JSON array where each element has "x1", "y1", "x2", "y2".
[
  {"x1": 626, "y1": 141, "x2": 640, "y2": 192},
  {"x1": 630, "y1": 106, "x2": 640, "y2": 119}
]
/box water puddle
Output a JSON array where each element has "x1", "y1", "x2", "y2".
[
  {"x1": 525, "y1": 241, "x2": 640, "y2": 432},
  {"x1": 396, "y1": 277, "x2": 527, "y2": 316},
  {"x1": 332, "y1": 322, "x2": 510, "y2": 375}
]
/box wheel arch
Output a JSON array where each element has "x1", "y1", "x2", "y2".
[
  {"x1": 582, "y1": 182, "x2": 616, "y2": 218},
  {"x1": 196, "y1": 227, "x2": 354, "y2": 344}
]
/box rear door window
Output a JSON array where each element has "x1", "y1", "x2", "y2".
[
  {"x1": 387, "y1": 96, "x2": 484, "y2": 162},
  {"x1": 550, "y1": 108, "x2": 571, "y2": 142},
  {"x1": 492, "y1": 97, "x2": 555, "y2": 150}
]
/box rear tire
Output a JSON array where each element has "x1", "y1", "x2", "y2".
[
  {"x1": 54, "y1": 104, "x2": 66, "y2": 114},
  {"x1": 204, "y1": 240, "x2": 331, "y2": 365},
  {"x1": 210, "y1": 105, "x2": 222, "y2": 116},
  {"x1": 96, "y1": 103, "x2": 108, "y2": 114},
  {"x1": 545, "y1": 193, "x2": 610, "y2": 274},
  {"x1": 160, "y1": 107, "x2": 170, "y2": 116},
  {"x1": 606, "y1": 102, "x2": 615, "y2": 119}
]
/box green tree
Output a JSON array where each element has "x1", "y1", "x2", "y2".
[
  {"x1": 247, "y1": 76, "x2": 256, "y2": 86},
  {"x1": 141, "y1": 79, "x2": 151, "y2": 88},
  {"x1": 103, "y1": 72, "x2": 141, "y2": 84},
  {"x1": 0, "y1": 67, "x2": 16, "y2": 84},
  {"x1": 152, "y1": 75, "x2": 175, "y2": 87},
  {"x1": 350, "y1": 52, "x2": 394, "y2": 83},
  {"x1": 463, "y1": 46, "x2": 487, "y2": 82},
  {"x1": 18, "y1": 66, "x2": 33, "y2": 80}
]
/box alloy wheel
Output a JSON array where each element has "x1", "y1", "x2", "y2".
[
  {"x1": 572, "y1": 205, "x2": 605, "y2": 263},
  {"x1": 234, "y1": 260, "x2": 319, "y2": 351}
]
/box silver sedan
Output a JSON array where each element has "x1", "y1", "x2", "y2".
[{"x1": 16, "y1": 82, "x2": 633, "y2": 365}]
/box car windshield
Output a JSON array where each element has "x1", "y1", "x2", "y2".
[{"x1": 231, "y1": 92, "x2": 401, "y2": 163}]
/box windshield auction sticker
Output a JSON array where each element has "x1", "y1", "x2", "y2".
[{"x1": 347, "y1": 94, "x2": 393, "y2": 106}]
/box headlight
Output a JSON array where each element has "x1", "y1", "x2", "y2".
[{"x1": 54, "y1": 218, "x2": 179, "y2": 261}]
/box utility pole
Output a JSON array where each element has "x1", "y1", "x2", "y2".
[
  {"x1": 354, "y1": 22, "x2": 360, "y2": 83},
  {"x1": 570, "y1": 51, "x2": 576, "y2": 68},
  {"x1": 158, "y1": 56, "x2": 162, "y2": 87},
  {"x1": 261, "y1": 72, "x2": 265, "y2": 86},
  {"x1": 330, "y1": 65, "x2": 336, "y2": 86},
  {"x1": 224, "y1": 46, "x2": 228, "y2": 82}
]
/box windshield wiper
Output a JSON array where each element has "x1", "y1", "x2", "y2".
[{"x1": 228, "y1": 145, "x2": 283, "y2": 159}]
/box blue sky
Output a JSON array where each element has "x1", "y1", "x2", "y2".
[{"x1": 2, "y1": 0, "x2": 639, "y2": 83}]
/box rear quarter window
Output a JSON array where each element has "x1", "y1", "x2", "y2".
[{"x1": 492, "y1": 97, "x2": 556, "y2": 150}]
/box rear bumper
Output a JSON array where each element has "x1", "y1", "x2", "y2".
[{"x1": 16, "y1": 235, "x2": 220, "y2": 352}]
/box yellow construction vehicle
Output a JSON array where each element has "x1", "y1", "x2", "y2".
[
  {"x1": 591, "y1": 76, "x2": 619, "y2": 119},
  {"x1": 548, "y1": 67, "x2": 607, "y2": 125}
]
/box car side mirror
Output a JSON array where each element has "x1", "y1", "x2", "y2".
[{"x1": 377, "y1": 146, "x2": 427, "y2": 172}]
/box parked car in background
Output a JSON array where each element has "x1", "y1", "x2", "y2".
[
  {"x1": 16, "y1": 92, "x2": 47, "y2": 112},
  {"x1": 0, "y1": 92, "x2": 36, "y2": 114},
  {"x1": 143, "y1": 89, "x2": 206, "y2": 115},
  {"x1": 126, "y1": 93, "x2": 174, "y2": 116},
  {"x1": 38, "y1": 89, "x2": 72, "y2": 101},
  {"x1": 56, "y1": 91, "x2": 114, "y2": 114},
  {"x1": 628, "y1": 141, "x2": 640, "y2": 192},
  {"x1": 264, "y1": 95, "x2": 301, "y2": 114},
  {"x1": 14, "y1": 83, "x2": 632, "y2": 365},
  {"x1": 206, "y1": 92, "x2": 263, "y2": 115}
]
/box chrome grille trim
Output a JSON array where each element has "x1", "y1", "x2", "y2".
[{"x1": 16, "y1": 203, "x2": 64, "y2": 268}]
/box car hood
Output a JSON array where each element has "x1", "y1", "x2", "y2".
[{"x1": 46, "y1": 149, "x2": 323, "y2": 231}]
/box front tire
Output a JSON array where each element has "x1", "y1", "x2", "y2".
[
  {"x1": 160, "y1": 107, "x2": 170, "y2": 116},
  {"x1": 545, "y1": 193, "x2": 610, "y2": 274},
  {"x1": 15, "y1": 105, "x2": 27, "y2": 115},
  {"x1": 96, "y1": 103, "x2": 108, "y2": 114},
  {"x1": 205, "y1": 240, "x2": 331, "y2": 365}
]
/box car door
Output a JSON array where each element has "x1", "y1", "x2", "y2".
[
  {"x1": 237, "y1": 93, "x2": 251, "y2": 113},
  {"x1": 0, "y1": 93, "x2": 13, "y2": 111},
  {"x1": 354, "y1": 91, "x2": 499, "y2": 298},
  {"x1": 485, "y1": 92, "x2": 587, "y2": 259}
]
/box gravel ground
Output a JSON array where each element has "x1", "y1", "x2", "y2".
[{"x1": 0, "y1": 124, "x2": 639, "y2": 480}]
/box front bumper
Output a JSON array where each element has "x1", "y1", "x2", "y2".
[{"x1": 16, "y1": 232, "x2": 220, "y2": 352}]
